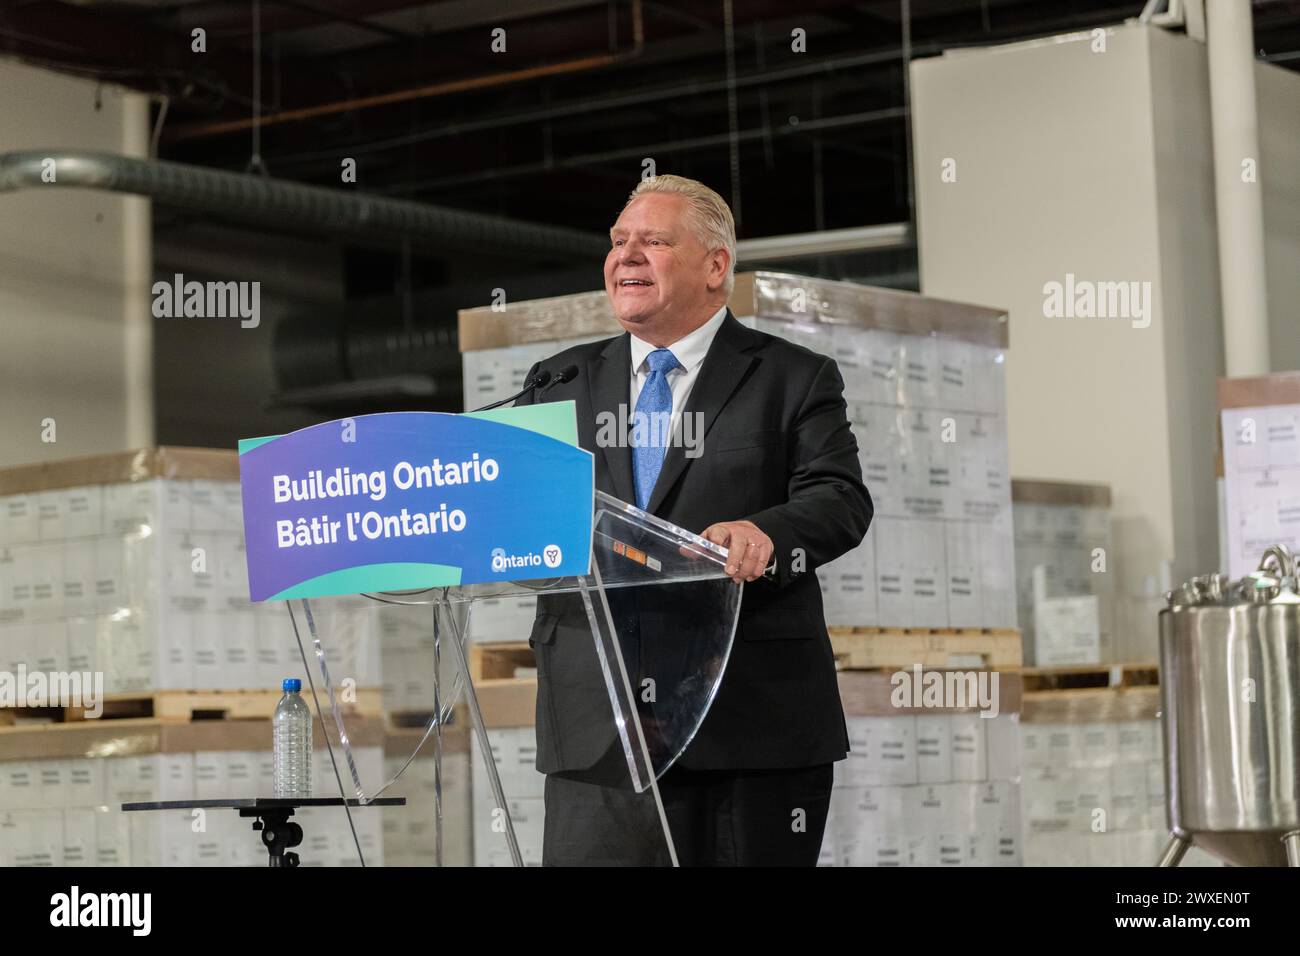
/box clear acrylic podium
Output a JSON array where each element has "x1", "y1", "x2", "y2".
[{"x1": 290, "y1": 491, "x2": 741, "y2": 866}]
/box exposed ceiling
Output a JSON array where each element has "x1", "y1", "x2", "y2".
[
  {"x1": 5, "y1": 0, "x2": 1297, "y2": 256},
  {"x1": 4, "y1": 0, "x2": 1298, "y2": 436}
]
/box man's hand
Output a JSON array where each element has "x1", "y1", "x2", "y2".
[{"x1": 701, "y1": 520, "x2": 773, "y2": 584}]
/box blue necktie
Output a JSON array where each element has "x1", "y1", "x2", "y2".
[{"x1": 632, "y1": 348, "x2": 682, "y2": 510}]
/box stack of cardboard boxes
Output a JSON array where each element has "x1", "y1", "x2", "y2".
[
  {"x1": 0, "y1": 449, "x2": 380, "y2": 692},
  {"x1": 381, "y1": 725, "x2": 473, "y2": 866},
  {"x1": 0, "y1": 448, "x2": 388, "y2": 866},
  {"x1": 1011, "y1": 480, "x2": 1116, "y2": 666},
  {"x1": 821, "y1": 671, "x2": 1022, "y2": 866},
  {"x1": 0, "y1": 719, "x2": 385, "y2": 866},
  {"x1": 1019, "y1": 690, "x2": 1217, "y2": 866},
  {"x1": 470, "y1": 727, "x2": 546, "y2": 866}
]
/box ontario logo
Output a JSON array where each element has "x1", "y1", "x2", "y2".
[{"x1": 491, "y1": 545, "x2": 563, "y2": 573}]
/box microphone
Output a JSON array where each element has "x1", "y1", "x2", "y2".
[
  {"x1": 537, "y1": 365, "x2": 579, "y2": 398},
  {"x1": 471, "y1": 369, "x2": 551, "y2": 412}
]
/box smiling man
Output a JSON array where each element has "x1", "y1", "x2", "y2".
[{"x1": 516, "y1": 174, "x2": 873, "y2": 866}]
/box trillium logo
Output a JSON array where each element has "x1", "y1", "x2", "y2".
[{"x1": 543, "y1": 544, "x2": 562, "y2": 569}]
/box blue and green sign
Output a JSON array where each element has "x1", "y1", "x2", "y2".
[{"x1": 238, "y1": 404, "x2": 594, "y2": 601}]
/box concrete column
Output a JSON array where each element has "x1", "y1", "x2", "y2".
[{"x1": 1207, "y1": 0, "x2": 1270, "y2": 377}]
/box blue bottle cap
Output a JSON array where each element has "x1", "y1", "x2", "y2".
[{"x1": 282, "y1": 678, "x2": 302, "y2": 692}]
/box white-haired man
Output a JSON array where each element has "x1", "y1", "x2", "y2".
[{"x1": 517, "y1": 174, "x2": 873, "y2": 866}]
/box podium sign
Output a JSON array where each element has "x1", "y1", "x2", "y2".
[{"x1": 238, "y1": 404, "x2": 594, "y2": 601}]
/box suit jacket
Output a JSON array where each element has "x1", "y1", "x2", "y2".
[{"x1": 515, "y1": 310, "x2": 873, "y2": 772}]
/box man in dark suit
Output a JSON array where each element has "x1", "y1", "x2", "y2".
[{"x1": 516, "y1": 174, "x2": 872, "y2": 866}]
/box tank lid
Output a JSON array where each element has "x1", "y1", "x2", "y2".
[{"x1": 1168, "y1": 544, "x2": 1298, "y2": 608}]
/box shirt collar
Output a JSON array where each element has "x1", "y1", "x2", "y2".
[{"x1": 630, "y1": 304, "x2": 729, "y2": 375}]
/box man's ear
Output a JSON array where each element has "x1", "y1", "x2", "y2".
[{"x1": 707, "y1": 247, "x2": 731, "y2": 291}]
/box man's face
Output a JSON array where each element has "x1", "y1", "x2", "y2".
[{"x1": 604, "y1": 193, "x2": 724, "y2": 341}]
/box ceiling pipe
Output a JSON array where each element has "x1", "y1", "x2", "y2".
[
  {"x1": 736, "y1": 223, "x2": 911, "y2": 263},
  {"x1": 1206, "y1": 0, "x2": 1271, "y2": 377},
  {"x1": 0, "y1": 150, "x2": 608, "y2": 259}
]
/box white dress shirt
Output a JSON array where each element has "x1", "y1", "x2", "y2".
[{"x1": 628, "y1": 304, "x2": 728, "y2": 438}]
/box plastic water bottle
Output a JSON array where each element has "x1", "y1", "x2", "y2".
[{"x1": 273, "y1": 678, "x2": 312, "y2": 798}]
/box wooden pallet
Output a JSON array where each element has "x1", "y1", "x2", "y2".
[
  {"x1": 469, "y1": 641, "x2": 537, "y2": 682},
  {"x1": 385, "y1": 700, "x2": 469, "y2": 729},
  {"x1": 382, "y1": 643, "x2": 535, "y2": 730},
  {"x1": 1018, "y1": 661, "x2": 1158, "y2": 693},
  {"x1": 1021, "y1": 685, "x2": 1161, "y2": 723},
  {"x1": 384, "y1": 722, "x2": 471, "y2": 754},
  {"x1": 829, "y1": 627, "x2": 1022, "y2": 671},
  {"x1": 474, "y1": 632, "x2": 1023, "y2": 676},
  {"x1": 838, "y1": 668, "x2": 1024, "y2": 716},
  {"x1": 0, "y1": 686, "x2": 384, "y2": 724}
]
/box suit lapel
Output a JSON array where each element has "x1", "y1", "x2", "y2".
[
  {"x1": 646, "y1": 311, "x2": 758, "y2": 514},
  {"x1": 587, "y1": 333, "x2": 637, "y2": 505}
]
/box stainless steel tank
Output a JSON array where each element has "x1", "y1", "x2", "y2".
[{"x1": 1158, "y1": 545, "x2": 1300, "y2": 867}]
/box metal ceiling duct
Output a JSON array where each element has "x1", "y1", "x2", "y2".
[{"x1": 0, "y1": 150, "x2": 608, "y2": 259}]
